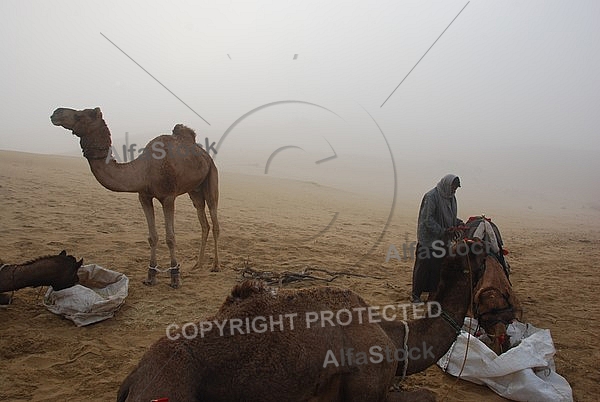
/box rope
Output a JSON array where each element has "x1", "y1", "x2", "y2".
[
  {"x1": 401, "y1": 320, "x2": 409, "y2": 381},
  {"x1": 440, "y1": 310, "x2": 463, "y2": 335},
  {"x1": 148, "y1": 263, "x2": 180, "y2": 274}
]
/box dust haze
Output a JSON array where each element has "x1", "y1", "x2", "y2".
[{"x1": 1, "y1": 0, "x2": 599, "y2": 221}]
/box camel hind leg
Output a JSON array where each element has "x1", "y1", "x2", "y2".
[
  {"x1": 197, "y1": 161, "x2": 220, "y2": 271},
  {"x1": 206, "y1": 198, "x2": 220, "y2": 271},
  {"x1": 189, "y1": 189, "x2": 211, "y2": 271}
]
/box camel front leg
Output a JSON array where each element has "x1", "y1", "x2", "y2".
[
  {"x1": 139, "y1": 194, "x2": 159, "y2": 286},
  {"x1": 161, "y1": 196, "x2": 180, "y2": 288}
]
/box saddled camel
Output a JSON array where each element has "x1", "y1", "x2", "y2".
[
  {"x1": 464, "y1": 216, "x2": 522, "y2": 354},
  {"x1": 472, "y1": 255, "x2": 522, "y2": 354}
]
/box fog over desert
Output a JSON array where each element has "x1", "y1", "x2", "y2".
[{"x1": 1, "y1": 0, "x2": 599, "y2": 401}]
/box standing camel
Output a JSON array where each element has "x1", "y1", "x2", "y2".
[
  {"x1": 51, "y1": 107, "x2": 220, "y2": 288},
  {"x1": 0, "y1": 250, "x2": 83, "y2": 304},
  {"x1": 117, "y1": 239, "x2": 485, "y2": 401}
]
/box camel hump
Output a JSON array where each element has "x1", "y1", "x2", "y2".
[
  {"x1": 171, "y1": 124, "x2": 197, "y2": 144},
  {"x1": 229, "y1": 280, "x2": 271, "y2": 300}
]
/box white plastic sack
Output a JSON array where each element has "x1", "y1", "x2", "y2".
[
  {"x1": 44, "y1": 264, "x2": 129, "y2": 326},
  {"x1": 437, "y1": 319, "x2": 573, "y2": 402}
]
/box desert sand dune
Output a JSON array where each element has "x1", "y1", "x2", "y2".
[{"x1": 0, "y1": 149, "x2": 598, "y2": 401}]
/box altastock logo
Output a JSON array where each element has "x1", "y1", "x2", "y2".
[
  {"x1": 106, "y1": 132, "x2": 217, "y2": 164},
  {"x1": 105, "y1": 101, "x2": 397, "y2": 268},
  {"x1": 322, "y1": 342, "x2": 434, "y2": 368},
  {"x1": 385, "y1": 238, "x2": 497, "y2": 263}
]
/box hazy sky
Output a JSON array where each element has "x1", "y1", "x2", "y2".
[{"x1": 1, "y1": 0, "x2": 599, "y2": 206}]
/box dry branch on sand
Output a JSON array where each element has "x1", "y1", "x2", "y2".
[{"x1": 234, "y1": 259, "x2": 384, "y2": 286}]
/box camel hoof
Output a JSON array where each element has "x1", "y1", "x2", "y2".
[
  {"x1": 210, "y1": 264, "x2": 221, "y2": 272},
  {"x1": 142, "y1": 277, "x2": 158, "y2": 286},
  {"x1": 0, "y1": 293, "x2": 12, "y2": 305},
  {"x1": 192, "y1": 261, "x2": 203, "y2": 270},
  {"x1": 143, "y1": 267, "x2": 159, "y2": 286},
  {"x1": 170, "y1": 268, "x2": 181, "y2": 288}
]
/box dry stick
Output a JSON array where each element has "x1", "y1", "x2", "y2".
[
  {"x1": 237, "y1": 265, "x2": 384, "y2": 286},
  {"x1": 239, "y1": 267, "x2": 334, "y2": 285},
  {"x1": 307, "y1": 267, "x2": 385, "y2": 280},
  {"x1": 279, "y1": 273, "x2": 335, "y2": 286}
]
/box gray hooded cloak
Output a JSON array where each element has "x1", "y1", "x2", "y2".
[{"x1": 416, "y1": 174, "x2": 461, "y2": 248}]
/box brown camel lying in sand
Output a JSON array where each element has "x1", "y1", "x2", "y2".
[
  {"x1": 117, "y1": 240, "x2": 485, "y2": 401},
  {"x1": 472, "y1": 255, "x2": 522, "y2": 354},
  {"x1": 459, "y1": 216, "x2": 521, "y2": 354},
  {"x1": 0, "y1": 250, "x2": 83, "y2": 305},
  {"x1": 51, "y1": 107, "x2": 220, "y2": 288}
]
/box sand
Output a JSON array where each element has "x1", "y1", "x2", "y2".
[{"x1": 0, "y1": 149, "x2": 598, "y2": 401}]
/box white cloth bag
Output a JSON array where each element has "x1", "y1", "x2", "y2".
[
  {"x1": 44, "y1": 264, "x2": 129, "y2": 327},
  {"x1": 437, "y1": 319, "x2": 573, "y2": 401}
]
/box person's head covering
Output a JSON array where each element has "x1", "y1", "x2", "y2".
[{"x1": 436, "y1": 174, "x2": 460, "y2": 199}]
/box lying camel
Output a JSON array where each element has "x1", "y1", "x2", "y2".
[
  {"x1": 0, "y1": 250, "x2": 83, "y2": 304},
  {"x1": 472, "y1": 255, "x2": 522, "y2": 354},
  {"x1": 117, "y1": 240, "x2": 485, "y2": 401}
]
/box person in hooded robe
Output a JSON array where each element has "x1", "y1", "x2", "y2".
[{"x1": 411, "y1": 174, "x2": 463, "y2": 303}]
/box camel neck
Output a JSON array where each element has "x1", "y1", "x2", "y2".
[
  {"x1": 0, "y1": 265, "x2": 14, "y2": 293},
  {"x1": 0, "y1": 264, "x2": 46, "y2": 293},
  {"x1": 76, "y1": 119, "x2": 147, "y2": 193},
  {"x1": 379, "y1": 270, "x2": 471, "y2": 375},
  {"x1": 87, "y1": 158, "x2": 147, "y2": 193},
  {"x1": 79, "y1": 120, "x2": 112, "y2": 160},
  {"x1": 411, "y1": 274, "x2": 471, "y2": 374}
]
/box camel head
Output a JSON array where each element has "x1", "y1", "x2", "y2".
[
  {"x1": 50, "y1": 250, "x2": 84, "y2": 291},
  {"x1": 477, "y1": 288, "x2": 513, "y2": 354},
  {"x1": 51, "y1": 107, "x2": 112, "y2": 159},
  {"x1": 51, "y1": 107, "x2": 103, "y2": 136}
]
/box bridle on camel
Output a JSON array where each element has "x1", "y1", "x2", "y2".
[
  {"x1": 472, "y1": 267, "x2": 517, "y2": 352},
  {"x1": 475, "y1": 295, "x2": 516, "y2": 327},
  {"x1": 475, "y1": 297, "x2": 515, "y2": 354},
  {"x1": 440, "y1": 237, "x2": 476, "y2": 402},
  {"x1": 440, "y1": 309, "x2": 463, "y2": 335}
]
